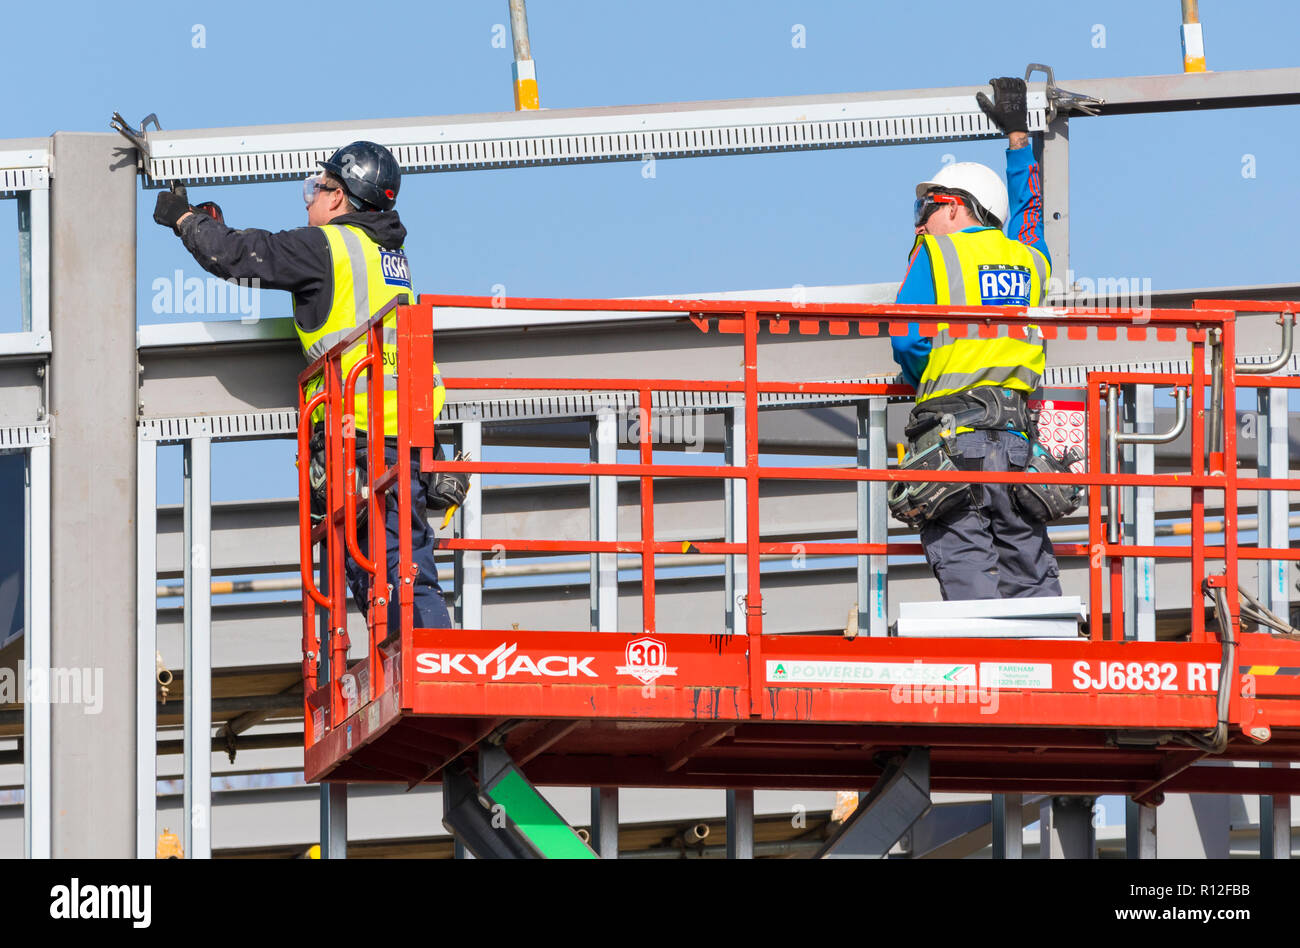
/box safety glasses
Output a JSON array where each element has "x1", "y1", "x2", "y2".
[
  {"x1": 302, "y1": 174, "x2": 339, "y2": 206},
  {"x1": 913, "y1": 191, "x2": 965, "y2": 227}
]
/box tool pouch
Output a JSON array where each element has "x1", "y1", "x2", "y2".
[
  {"x1": 1009, "y1": 445, "x2": 1086, "y2": 523},
  {"x1": 886, "y1": 440, "x2": 971, "y2": 528}
]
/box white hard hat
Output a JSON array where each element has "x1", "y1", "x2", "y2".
[{"x1": 915, "y1": 162, "x2": 1009, "y2": 230}]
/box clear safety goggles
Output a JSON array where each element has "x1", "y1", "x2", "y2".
[{"x1": 302, "y1": 174, "x2": 338, "y2": 206}]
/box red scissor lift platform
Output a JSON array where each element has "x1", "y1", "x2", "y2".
[{"x1": 297, "y1": 294, "x2": 1300, "y2": 819}]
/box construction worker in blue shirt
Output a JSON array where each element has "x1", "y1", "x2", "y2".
[{"x1": 890, "y1": 77, "x2": 1061, "y2": 601}]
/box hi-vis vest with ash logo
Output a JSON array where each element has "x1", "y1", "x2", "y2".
[
  {"x1": 913, "y1": 228, "x2": 1051, "y2": 406},
  {"x1": 295, "y1": 224, "x2": 445, "y2": 432}
]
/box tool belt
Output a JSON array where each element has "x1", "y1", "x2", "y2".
[
  {"x1": 308, "y1": 427, "x2": 455, "y2": 525},
  {"x1": 889, "y1": 388, "x2": 1037, "y2": 528},
  {"x1": 904, "y1": 387, "x2": 1035, "y2": 450}
]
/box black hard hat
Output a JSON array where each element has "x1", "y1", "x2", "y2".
[{"x1": 320, "y1": 141, "x2": 401, "y2": 211}]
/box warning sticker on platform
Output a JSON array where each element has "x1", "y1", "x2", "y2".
[
  {"x1": 766, "y1": 660, "x2": 975, "y2": 686},
  {"x1": 1029, "y1": 399, "x2": 1086, "y2": 467},
  {"x1": 980, "y1": 662, "x2": 1053, "y2": 689}
]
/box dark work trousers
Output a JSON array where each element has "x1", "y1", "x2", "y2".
[
  {"x1": 344, "y1": 440, "x2": 452, "y2": 634},
  {"x1": 918, "y1": 429, "x2": 1062, "y2": 600}
]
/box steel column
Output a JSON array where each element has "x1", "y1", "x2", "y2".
[
  {"x1": 1123, "y1": 385, "x2": 1156, "y2": 640},
  {"x1": 857, "y1": 398, "x2": 888, "y2": 636},
  {"x1": 1041, "y1": 796, "x2": 1095, "y2": 858},
  {"x1": 1257, "y1": 387, "x2": 1289, "y2": 613},
  {"x1": 590, "y1": 410, "x2": 618, "y2": 632},
  {"x1": 590, "y1": 786, "x2": 618, "y2": 859},
  {"x1": 991, "y1": 793, "x2": 1022, "y2": 859},
  {"x1": 726, "y1": 788, "x2": 754, "y2": 859},
  {"x1": 456, "y1": 421, "x2": 483, "y2": 631},
  {"x1": 1039, "y1": 115, "x2": 1069, "y2": 293},
  {"x1": 1260, "y1": 763, "x2": 1292, "y2": 859},
  {"x1": 183, "y1": 435, "x2": 213, "y2": 859},
  {"x1": 320, "y1": 783, "x2": 347, "y2": 859},
  {"x1": 724, "y1": 407, "x2": 746, "y2": 637},
  {"x1": 23, "y1": 443, "x2": 50, "y2": 858},
  {"x1": 1125, "y1": 798, "x2": 1157, "y2": 858},
  {"x1": 135, "y1": 436, "x2": 158, "y2": 858},
  {"x1": 48, "y1": 132, "x2": 136, "y2": 858}
]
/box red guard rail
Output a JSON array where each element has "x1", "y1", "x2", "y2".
[{"x1": 297, "y1": 294, "x2": 1300, "y2": 736}]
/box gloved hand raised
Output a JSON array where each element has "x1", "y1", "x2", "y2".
[
  {"x1": 976, "y1": 77, "x2": 1028, "y2": 135},
  {"x1": 153, "y1": 184, "x2": 191, "y2": 233}
]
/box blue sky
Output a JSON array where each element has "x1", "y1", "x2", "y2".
[
  {"x1": 3, "y1": 0, "x2": 1296, "y2": 498},
  {"x1": 3, "y1": 0, "x2": 1298, "y2": 327}
]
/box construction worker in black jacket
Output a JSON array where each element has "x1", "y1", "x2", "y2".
[{"x1": 153, "y1": 141, "x2": 456, "y2": 643}]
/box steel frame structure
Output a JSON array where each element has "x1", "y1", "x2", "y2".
[
  {"x1": 1, "y1": 141, "x2": 51, "y2": 858},
  {"x1": 4, "y1": 63, "x2": 1299, "y2": 857},
  {"x1": 297, "y1": 295, "x2": 1300, "y2": 808}
]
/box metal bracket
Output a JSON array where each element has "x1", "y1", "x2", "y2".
[
  {"x1": 110, "y1": 111, "x2": 163, "y2": 166},
  {"x1": 1025, "y1": 63, "x2": 1104, "y2": 123}
]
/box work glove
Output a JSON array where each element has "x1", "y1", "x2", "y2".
[
  {"x1": 153, "y1": 185, "x2": 191, "y2": 233},
  {"x1": 976, "y1": 77, "x2": 1029, "y2": 135}
]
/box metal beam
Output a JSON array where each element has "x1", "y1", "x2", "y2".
[
  {"x1": 135, "y1": 303, "x2": 1297, "y2": 420},
  {"x1": 122, "y1": 67, "x2": 1300, "y2": 186},
  {"x1": 0, "y1": 140, "x2": 50, "y2": 197},
  {"x1": 132, "y1": 85, "x2": 1047, "y2": 186}
]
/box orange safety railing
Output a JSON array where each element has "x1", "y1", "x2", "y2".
[{"x1": 297, "y1": 294, "x2": 1300, "y2": 729}]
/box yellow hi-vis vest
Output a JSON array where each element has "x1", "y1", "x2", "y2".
[
  {"x1": 914, "y1": 228, "x2": 1051, "y2": 406},
  {"x1": 295, "y1": 224, "x2": 445, "y2": 433}
]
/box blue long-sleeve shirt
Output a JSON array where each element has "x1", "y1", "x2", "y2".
[{"x1": 891, "y1": 146, "x2": 1049, "y2": 388}]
